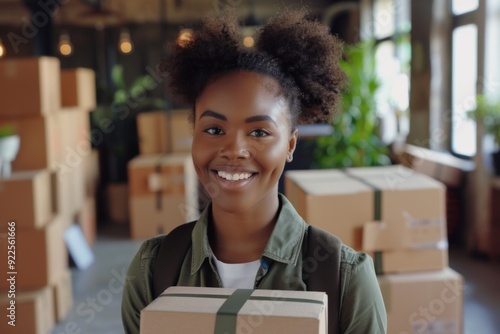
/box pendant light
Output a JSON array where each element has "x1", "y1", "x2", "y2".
[
  {"x1": 119, "y1": 28, "x2": 133, "y2": 54},
  {"x1": 58, "y1": 31, "x2": 73, "y2": 56}
]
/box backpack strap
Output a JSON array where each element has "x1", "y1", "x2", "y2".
[
  {"x1": 307, "y1": 225, "x2": 342, "y2": 334},
  {"x1": 152, "y1": 221, "x2": 196, "y2": 299}
]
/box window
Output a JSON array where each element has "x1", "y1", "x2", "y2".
[
  {"x1": 452, "y1": 0, "x2": 479, "y2": 15},
  {"x1": 374, "y1": 0, "x2": 396, "y2": 39},
  {"x1": 371, "y1": 0, "x2": 411, "y2": 143},
  {"x1": 450, "y1": 2, "x2": 480, "y2": 157},
  {"x1": 451, "y1": 24, "x2": 478, "y2": 156}
]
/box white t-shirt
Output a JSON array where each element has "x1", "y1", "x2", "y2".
[{"x1": 213, "y1": 256, "x2": 261, "y2": 289}]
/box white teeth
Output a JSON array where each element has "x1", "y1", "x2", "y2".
[{"x1": 217, "y1": 171, "x2": 252, "y2": 181}]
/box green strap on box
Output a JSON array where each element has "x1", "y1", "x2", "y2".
[
  {"x1": 341, "y1": 170, "x2": 384, "y2": 274},
  {"x1": 374, "y1": 252, "x2": 384, "y2": 275},
  {"x1": 160, "y1": 290, "x2": 325, "y2": 333},
  {"x1": 214, "y1": 289, "x2": 254, "y2": 334}
]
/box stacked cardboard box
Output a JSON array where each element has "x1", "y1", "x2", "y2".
[
  {"x1": 286, "y1": 165, "x2": 448, "y2": 272},
  {"x1": 0, "y1": 58, "x2": 97, "y2": 332},
  {"x1": 0, "y1": 286, "x2": 55, "y2": 334},
  {"x1": 57, "y1": 68, "x2": 99, "y2": 245},
  {"x1": 379, "y1": 268, "x2": 464, "y2": 334},
  {"x1": 285, "y1": 165, "x2": 464, "y2": 333},
  {"x1": 0, "y1": 171, "x2": 72, "y2": 332},
  {"x1": 130, "y1": 109, "x2": 199, "y2": 237},
  {"x1": 137, "y1": 109, "x2": 192, "y2": 155},
  {"x1": 128, "y1": 153, "x2": 199, "y2": 239},
  {"x1": 0, "y1": 57, "x2": 62, "y2": 171}
]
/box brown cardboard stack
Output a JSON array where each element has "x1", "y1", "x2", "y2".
[
  {"x1": 285, "y1": 165, "x2": 464, "y2": 333},
  {"x1": 137, "y1": 109, "x2": 192, "y2": 155},
  {"x1": 379, "y1": 268, "x2": 464, "y2": 334},
  {"x1": 61, "y1": 68, "x2": 97, "y2": 111},
  {"x1": 141, "y1": 287, "x2": 327, "y2": 334},
  {"x1": 0, "y1": 57, "x2": 62, "y2": 171},
  {"x1": 56, "y1": 68, "x2": 99, "y2": 245},
  {"x1": 128, "y1": 153, "x2": 198, "y2": 238},
  {"x1": 0, "y1": 58, "x2": 97, "y2": 332},
  {"x1": 0, "y1": 174, "x2": 71, "y2": 332},
  {"x1": 0, "y1": 286, "x2": 55, "y2": 334},
  {"x1": 285, "y1": 165, "x2": 448, "y2": 274}
]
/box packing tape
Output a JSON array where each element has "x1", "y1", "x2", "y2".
[
  {"x1": 341, "y1": 170, "x2": 383, "y2": 271},
  {"x1": 340, "y1": 170, "x2": 382, "y2": 221},
  {"x1": 374, "y1": 252, "x2": 384, "y2": 276},
  {"x1": 159, "y1": 290, "x2": 325, "y2": 334}
]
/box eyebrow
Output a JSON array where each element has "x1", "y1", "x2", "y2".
[
  {"x1": 199, "y1": 110, "x2": 226, "y2": 121},
  {"x1": 199, "y1": 110, "x2": 277, "y2": 126}
]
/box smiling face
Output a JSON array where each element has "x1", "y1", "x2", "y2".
[{"x1": 192, "y1": 71, "x2": 297, "y2": 214}]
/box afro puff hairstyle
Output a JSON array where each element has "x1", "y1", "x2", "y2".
[{"x1": 164, "y1": 9, "x2": 346, "y2": 128}]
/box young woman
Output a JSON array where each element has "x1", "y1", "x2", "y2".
[{"x1": 122, "y1": 10, "x2": 387, "y2": 334}]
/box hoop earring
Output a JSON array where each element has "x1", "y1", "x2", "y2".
[{"x1": 287, "y1": 154, "x2": 293, "y2": 162}]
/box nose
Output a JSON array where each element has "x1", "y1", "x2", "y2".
[{"x1": 220, "y1": 131, "x2": 251, "y2": 160}]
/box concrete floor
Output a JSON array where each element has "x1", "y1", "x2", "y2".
[{"x1": 52, "y1": 225, "x2": 500, "y2": 334}]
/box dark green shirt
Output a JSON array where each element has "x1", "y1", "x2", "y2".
[{"x1": 122, "y1": 194, "x2": 387, "y2": 333}]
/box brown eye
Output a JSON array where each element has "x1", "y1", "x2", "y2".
[
  {"x1": 250, "y1": 129, "x2": 270, "y2": 137},
  {"x1": 205, "y1": 127, "x2": 224, "y2": 135}
]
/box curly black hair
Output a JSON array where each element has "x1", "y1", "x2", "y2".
[{"x1": 164, "y1": 9, "x2": 346, "y2": 127}]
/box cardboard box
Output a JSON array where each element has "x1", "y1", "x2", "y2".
[
  {"x1": 0, "y1": 169, "x2": 53, "y2": 229},
  {"x1": 363, "y1": 219, "x2": 448, "y2": 274},
  {"x1": 362, "y1": 220, "x2": 447, "y2": 252},
  {"x1": 77, "y1": 197, "x2": 96, "y2": 245},
  {"x1": 52, "y1": 161, "x2": 86, "y2": 221},
  {"x1": 107, "y1": 183, "x2": 130, "y2": 224},
  {"x1": 370, "y1": 248, "x2": 448, "y2": 274},
  {"x1": 378, "y1": 268, "x2": 463, "y2": 334},
  {"x1": 52, "y1": 269, "x2": 73, "y2": 322},
  {"x1": 61, "y1": 68, "x2": 97, "y2": 111},
  {"x1": 137, "y1": 109, "x2": 192, "y2": 155},
  {"x1": 84, "y1": 149, "x2": 100, "y2": 197},
  {"x1": 51, "y1": 109, "x2": 90, "y2": 219},
  {"x1": 0, "y1": 56, "x2": 61, "y2": 118},
  {"x1": 285, "y1": 165, "x2": 446, "y2": 250},
  {"x1": 128, "y1": 153, "x2": 198, "y2": 238},
  {"x1": 0, "y1": 114, "x2": 61, "y2": 171},
  {"x1": 141, "y1": 287, "x2": 327, "y2": 334},
  {"x1": 0, "y1": 286, "x2": 55, "y2": 334},
  {"x1": 0, "y1": 215, "x2": 68, "y2": 290},
  {"x1": 58, "y1": 107, "x2": 91, "y2": 156}
]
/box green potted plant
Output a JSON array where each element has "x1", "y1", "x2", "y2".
[
  {"x1": 467, "y1": 95, "x2": 500, "y2": 175},
  {"x1": 91, "y1": 64, "x2": 166, "y2": 183},
  {"x1": 314, "y1": 40, "x2": 390, "y2": 168},
  {"x1": 0, "y1": 124, "x2": 20, "y2": 178}
]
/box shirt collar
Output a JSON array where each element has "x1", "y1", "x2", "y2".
[{"x1": 190, "y1": 194, "x2": 308, "y2": 275}]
